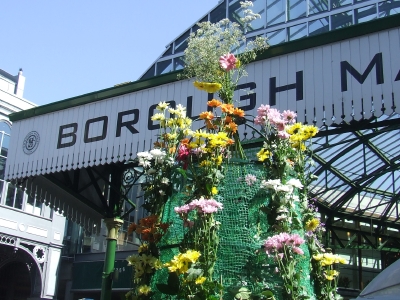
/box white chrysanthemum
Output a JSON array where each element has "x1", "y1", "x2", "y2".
[
  {"x1": 137, "y1": 151, "x2": 152, "y2": 160},
  {"x1": 139, "y1": 159, "x2": 151, "y2": 168},
  {"x1": 260, "y1": 179, "x2": 282, "y2": 190},
  {"x1": 161, "y1": 177, "x2": 170, "y2": 185},
  {"x1": 150, "y1": 149, "x2": 166, "y2": 158},
  {"x1": 286, "y1": 178, "x2": 303, "y2": 189},
  {"x1": 151, "y1": 113, "x2": 165, "y2": 121},
  {"x1": 156, "y1": 101, "x2": 169, "y2": 111},
  {"x1": 276, "y1": 184, "x2": 293, "y2": 193}
]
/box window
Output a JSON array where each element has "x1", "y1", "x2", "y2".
[{"x1": 156, "y1": 59, "x2": 173, "y2": 76}]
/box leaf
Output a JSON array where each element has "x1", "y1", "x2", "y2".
[
  {"x1": 261, "y1": 290, "x2": 274, "y2": 297},
  {"x1": 229, "y1": 287, "x2": 252, "y2": 300},
  {"x1": 175, "y1": 167, "x2": 188, "y2": 178},
  {"x1": 156, "y1": 283, "x2": 179, "y2": 295},
  {"x1": 167, "y1": 272, "x2": 180, "y2": 290}
]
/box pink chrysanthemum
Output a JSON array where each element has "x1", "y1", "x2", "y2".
[{"x1": 219, "y1": 53, "x2": 237, "y2": 71}]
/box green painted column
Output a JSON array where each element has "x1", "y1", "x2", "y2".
[{"x1": 101, "y1": 217, "x2": 124, "y2": 300}]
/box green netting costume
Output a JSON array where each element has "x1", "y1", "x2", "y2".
[{"x1": 151, "y1": 162, "x2": 316, "y2": 299}]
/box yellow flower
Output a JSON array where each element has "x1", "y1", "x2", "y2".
[
  {"x1": 211, "y1": 186, "x2": 218, "y2": 195},
  {"x1": 126, "y1": 254, "x2": 141, "y2": 266},
  {"x1": 203, "y1": 82, "x2": 222, "y2": 93},
  {"x1": 286, "y1": 122, "x2": 302, "y2": 135},
  {"x1": 195, "y1": 276, "x2": 207, "y2": 285},
  {"x1": 313, "y1": 253, "x2": 324, "y2": 261},
  {"x1": 302, "y1": 125, "x2": 319, "y2": 139},
  {"x1": 192, "y1": 129, "x2": 210, "y2": 139},
  {"x1": 193, "y1": 81, "x2": 222, "y2": 93},
  {"x1": 199, "y1": 160, "x2": 212, "y2": 167},
  {"x1": 138, "y1": 243, "x2": 149, "y2": 254},
  {"x1": 305, "y1": 218, "x2": 320, "y2": 231},
  {"x1": 257, "y1": 148, "x2": 271, "y2": 162},
  {"x1": 291, "y1": 141, "x2": 306, "y2": 151},
  {"x1": 138, "y1": 285, "x2": 151, "y2": 295},
  {"x1": 235, "y1": 59, "x2": 241, "y2": 68},
  {"x1": 214, "y1": 155, "x2": 223, "y2": 166},
  {"x1": 324, "y1": 270, "x2": 339, "y2": 281},
  {"x1": 182, "y1": 250, "x2": 201, "y2": 263},
  {"x1": 338, "y1": 257, "x2": 348, "y2": 264},
  {"x1": 166, "y1": 132, "x2": 178, "y2": 140},
  {"x1": 321, "y1": 253, "x2": 336, "y2": 266}
]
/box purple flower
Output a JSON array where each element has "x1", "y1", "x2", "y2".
[{"x1": 245, "y1": 174, "x2": 257, "y2": 186}]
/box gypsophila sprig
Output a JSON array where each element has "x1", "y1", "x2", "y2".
[{"x1": 181, "y1": 2, "x2": 268, "y2": 104}]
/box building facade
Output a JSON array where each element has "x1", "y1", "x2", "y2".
[{"x1": 0, "y1": 68, "x2": 66, "y2": 300}]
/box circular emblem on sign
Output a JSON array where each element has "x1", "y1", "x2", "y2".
[{"x1": 23, "y1": 131, "x2": 40, "y2": 155}]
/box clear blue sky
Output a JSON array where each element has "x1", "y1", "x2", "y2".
[{"x1": 1, "y1": 0, "x2": 218, "y2": 106}]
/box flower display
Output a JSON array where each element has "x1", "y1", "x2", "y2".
[{"x1": 126, "y1": 2, "x2": 346, "y2": 300}]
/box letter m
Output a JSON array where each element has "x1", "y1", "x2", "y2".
[{"x1": 341, "y1": 53, "x2": 384, "y2": 92}]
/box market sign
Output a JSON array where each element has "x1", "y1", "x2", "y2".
[{"x1": 5, "y1": 26, "x2": 400, "y2": 181}]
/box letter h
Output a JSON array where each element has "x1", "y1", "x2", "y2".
[{"x1": 269, "y1": 71, "x2": 303, "y2": 106}]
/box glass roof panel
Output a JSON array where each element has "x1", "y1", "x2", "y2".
[{"x1": 310, "y1": 113, "x2": 400, "y2": 225}]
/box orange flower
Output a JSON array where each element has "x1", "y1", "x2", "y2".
[
  {"x1": 153, "y1": 141, "x2": 164, "y2": 148},
  {"x1": 169, "y1": 146, "x2": 176, "y2": 154},
  {"x1": 181, "y1": 138, "x2": 190, "y2": 145},
  {"x1": 226, "y1": 122, "x2": 238, "y2": 133},
  {"x1": 207, "y1": 99, "x2": 222, "y2": 107},
  {"x1": 220, "y1": 103, "x2": 234, "y2": 114},
  {"x1": 224, "y1": 116, "x2": 233, "y2": 124},
  {"x1": 127, "y1": 223, "x2": 137, "y2": 235},
  {"x1": 159, "y1": 223, "x2": 170, "y2": 232},
  {"x1": 226, "y1": 139, "x2": 235, "y2": 145},
  {"x1": 205, "y1": 120, "x2": 217, "y2": 130},
  {"x1": 233, "y1": 108, "x2": 245, "y2": 118},
  {"x1": 199, "y1": 111, "x2": 214, "y2": 120},
  {"x1": 139, "y1": 215, "x2": 158, "y2": 227}
]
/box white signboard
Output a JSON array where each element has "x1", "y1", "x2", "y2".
[{"x1": 6, "y1": 27, "x2": 400, "y2": 181}]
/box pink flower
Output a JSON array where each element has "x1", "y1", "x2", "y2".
[
  {"x1": 266, "y1": 108, "x2": 282, "y2": 125},
  {"x1": 174, "y1": 204, "x2": 190, "y2": 214},
  {"x1": 257, "y1": 104, "x2": 270, "y2": 117},
  {"x1": 264, "y1": 232, "x2": 305, "y2": 256},
  {"x1": 282, "y1": 110, "x2": 297, "y2": 124},
  {"x1": 177, "y1": 197, "x2": 223, "y2": 215},
  {"x1": 277, "y1": 131, "x2": 290, "y2": 139},
  {"x1": 254, "y1": 115, "x2": 266, "y2": 125},
  {"x1": 293, "y1": 247, "x2": 304, "y2": 255},
  {"x1": 219, "y1": 53, "x2": 237, "y2": 71}
]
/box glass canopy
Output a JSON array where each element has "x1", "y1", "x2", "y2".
[
  {"x1": 139, "y1": 0, "x2": 400, "y2": 79},
  {"x1": 309, "y1": 112, "x2": 400, "y2": 230}
]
